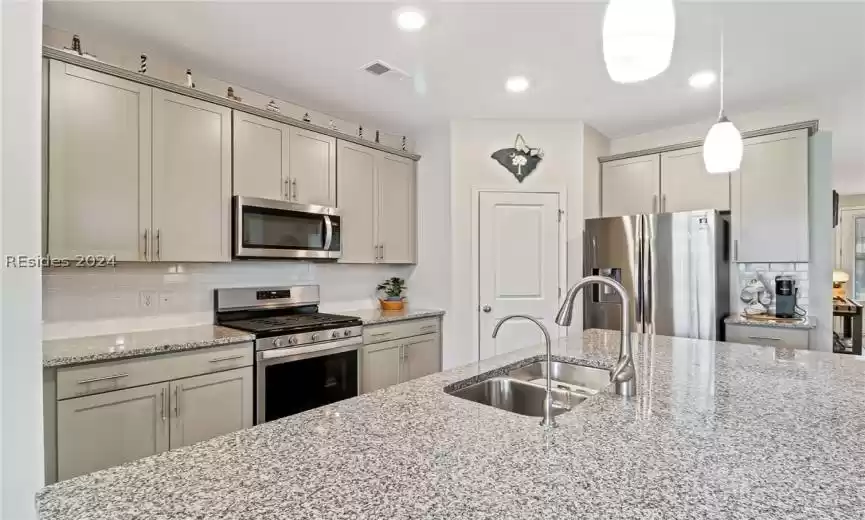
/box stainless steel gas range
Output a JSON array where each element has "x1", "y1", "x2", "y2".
[{"x1": 214, "y1": 285, "x2": 363, "y2": 424}]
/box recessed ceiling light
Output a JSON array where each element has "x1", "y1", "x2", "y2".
[
  {"x1": 505, "y1": 76, "x2": 530, "y2": 93},
  {"x1": 395, "y1": 7, "x2": 426, "y2": 32},
  {"x1": 688, "y1": 70, "x2": 717, "y2": 89}
]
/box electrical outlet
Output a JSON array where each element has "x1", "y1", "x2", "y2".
[{"x1": 139, "y1": 290, "x2": 157, "y2": 315}]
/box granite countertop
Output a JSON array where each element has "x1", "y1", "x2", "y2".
[
  {"x1": 724, "y1": 314, "x2": 817, "y2": 330},
  {"x1": 42, "y1": 325, "x2": 255, "y2": 368},
  {"x1": 36, "y1": 329, "x2": 865, "y2": 519},
  {"x1": 343, "y1": 307, "x2": 445, "y2": 325}
]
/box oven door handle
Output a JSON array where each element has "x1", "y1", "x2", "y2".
[
  {"x1": 258, "y1": 338, "x2": 361, "y2": 363},
  {"x1": 323, "y1": 215, "x2": 333, "y2": 251}
]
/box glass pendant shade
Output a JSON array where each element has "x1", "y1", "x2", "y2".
[
  {"x1": 602, "y1": 0, "x2": 676, "y2": 83},
  {"x1": 703, "y1": 115, "x2": 743, "y2": 174}
]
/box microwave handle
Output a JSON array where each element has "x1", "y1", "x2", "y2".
[{"x1": 323, "y1": 215, "x2": 333, "y2": 250}]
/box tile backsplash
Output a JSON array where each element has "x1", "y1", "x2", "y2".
[
  {"x1": 43, "y1": 262, "x2": 414, "y2": 339},
  {"x1": 734, "y1": 262, "x2": 810, "y2": 314}
]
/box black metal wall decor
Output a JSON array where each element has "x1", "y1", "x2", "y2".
[{"x1": 491, "y1": 134, "x2": 544, "y2": 183}]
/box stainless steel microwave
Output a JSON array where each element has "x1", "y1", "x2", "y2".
[{"x1": 233, "y1": 196, "x2": 341, "y2": 259}]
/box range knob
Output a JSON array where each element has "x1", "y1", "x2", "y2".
[
  {"x1": 272, "y1": 338, "x2": 284, "y2": 348},
  {"x1": 311, "y1": 333, "x2": 320, "y2": 341},
  {"x1": 331, "y1": 331, "x2": 341, "y2": 339},
  {"x1": 287, "y1": 336, "x2": 298, "y2": 345},
  {"x1": 343, "y1": 329, "x2": 352, "y2": 337}
]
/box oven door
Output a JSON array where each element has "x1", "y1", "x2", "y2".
[
  {"x1": 234, "y1": 196, "x2": 341, "y2": 259},
  {"x1": 256, "y1": 339, "x2": 359, "y2": 424}
]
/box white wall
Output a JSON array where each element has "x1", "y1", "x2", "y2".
[
  {"x1": 449, "y1": 120, "x2": 585, "y2": 367},
  {"x1": 409, "y1": 126, "x2": 454, "y2": 366},
  {"x1": 1, "y1": 1, "x2": 44, "y2": 517},
  {"x1": 582, "y1": 124, "x2": 609, "y2": 220},
  {"x1": 42, "y1": 262, "x2": 414, "y2": 339}
]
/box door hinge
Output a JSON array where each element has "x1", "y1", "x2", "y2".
[{"x1": 557, "y1": 209, "x2": 564, "y2": 223}]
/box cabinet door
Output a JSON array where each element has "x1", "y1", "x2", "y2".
[
  {"x1": 48, "y1": 60, "x2": 152, "y2": 261},
  {"x1": 152, "y1": 90, "x2": 232, "y2": 262},
  {"x1": 731, "y1": 129, "x2": 809, "y2": 263},
  {"x1": 402, "y1": 333, "x2": 441, "y2": 383},
  {"x1": 233, "y1": 111, "x2": 289, "y2": 200},
  {"x1": 361, "y1": 339, "x2": 402, "y2": 393},
  {"x1": 660, "y1": 148, "x2": 730, "y2": 212},
  {"x1": 377, "y1": 153, "x2": 416, "y2": 263},
  {"x1": 289, "y1": 128, "x2": 336, "y2": 206},
  {"x1": 57, "y1": 382, "x2": 169, "y2": 480},
  {"x1": 169, "y1": 367, "x2": 253, "y2": 450},
  {"x1": 337, "y1": 140, "x2": 377, "y2": 263},
  {"x1": 601, "y1": 155, "x2": 661, "y2": 217}
]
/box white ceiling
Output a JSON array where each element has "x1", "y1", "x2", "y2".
[{"x1": 44, "y1": 1, "x2": 865, "y2": 192}]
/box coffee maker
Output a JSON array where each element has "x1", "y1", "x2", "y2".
[{"x1": 775, "y1": 276, "x2": 797, "y2": 318}]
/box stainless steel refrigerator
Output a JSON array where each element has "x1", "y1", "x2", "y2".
[{"x1": 584, "y1": 210, "x2": 730, "y2": 339}]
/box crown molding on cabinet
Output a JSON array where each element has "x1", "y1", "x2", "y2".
[
  {"x1": 598, "y1": 119, "x2": 819, "y2": 164},
  {"x1": 43, "y1": 46, "x2": 422, "y2": 162}
]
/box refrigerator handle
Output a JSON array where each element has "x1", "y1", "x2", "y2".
[{"x1": 641, "y1": 215, "x2": 653, "y2": 334}]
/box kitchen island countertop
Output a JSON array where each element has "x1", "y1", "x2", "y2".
[{"x1": 36, "y1": 329, "x2": 864, "y2": 519}]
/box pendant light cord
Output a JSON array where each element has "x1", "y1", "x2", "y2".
[{"x1": 719, "y1": 24, "x2": 725, "y2": 119}]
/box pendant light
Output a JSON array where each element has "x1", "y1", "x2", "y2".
[
  {"x1": 602, "y1": 0, "x2": 676, "y2": 84},
  {"x1": 703, "y1": 28, "x2": 743, "y2": 173}
]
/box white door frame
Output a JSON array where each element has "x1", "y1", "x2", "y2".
[{"x1": 471, "y1": 188, "x2": 568, "y2": 360}]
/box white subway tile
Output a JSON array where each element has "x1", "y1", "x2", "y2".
[
  {"x1": 796, "y1": 263, "x2": 809, "y2": 272},
  {"x1": 750, "y1": 263, "x2": 769, "y2": 271},
  {"x1": 771, "y1": 263, "x2": 794, "y2": 271}
]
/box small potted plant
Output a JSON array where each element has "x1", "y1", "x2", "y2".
[{"x1": 377, "y1": 277, "x2": 406, "y2": 311}]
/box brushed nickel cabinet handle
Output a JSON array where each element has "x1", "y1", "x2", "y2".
[
  {"x1": 371, "y1": 332, "x2": 391, "y2": 338},
  {"x1": 292, "y1": 179, "x2": 298, "y2": 201},
  {"x1": 143, "y1": 229, "x2": 149, "y2": 260},
  {"x1": 381, "y1": 243, "x2": 386, "y2": 261},
  {"x1": 209, "y1": 355, "x2": 244, "y2": 363},
  {"x1": 284, "y1": 178, "x2": 290, "y2": 200},
  {"x1": 76, "y1": 373, "x2": 129, "y2": 385},
  {"x1": 419, "y1": 325, "x2": 436, "y2": 331},
  {"x1": 160, "y1": 388, "x2": 166, "y2": 422},
  {"x1": 174, "y1": 386, "x2": 180, "y2": 417},
  {"x1": 662, "y1": 195, "x2": 667, "y2": 212},
  {"x1": 403, "y1": 340, "x2": 429, "y2": 348},
  {"x1": 748, "y1": 335, "x2": 782, "y2": 342},
  {"x1": 652, "y1": 195, "x2": 658, "y2": 213},
  {"x1": 733, "y1": 240, "x2": 738, "y2": 262},
  {"x1": 155, "y1": 229, "x2": 161, "y2": 260}
]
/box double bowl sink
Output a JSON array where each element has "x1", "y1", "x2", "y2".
[{"x1": 446, "y1": 360, "x2": 611, "y2": 419}]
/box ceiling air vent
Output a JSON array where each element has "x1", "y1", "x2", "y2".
[{"x1": 361, "y1": 60, "x2": 410, "y2": 81}]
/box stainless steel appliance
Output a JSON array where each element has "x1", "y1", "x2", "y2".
[
  {"x1": 584, "y1": 210, "x2": 730, "y2": 339},
  {"x1": 233, "y1": 196, "x2": 341, "y2": 259},
  {"x1": 214, "y1": 285, "x2": 362, "y2": 424}
]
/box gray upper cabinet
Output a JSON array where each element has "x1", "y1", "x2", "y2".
[
  {"x1": 731, "y1": 129, "x2": 809, "y2": 263},
  {"x1": 659, "y1": 148, "x2": 731, "y2": 213},
  {"x1": 152, "y1": 90, "x2": 232, "y2": 262},
  {"x1": 168, "y1": 367, "x2": 253, "y2": 450},
  {"x1": 361, "y1": 339, "x2": 401, "y2": 393},
  {"x1": 232, "y1": 111, "x2": 290, "y2": 201},
  {"x1": 337, "y1": 140, "x2": 417, "y2": 264},
  {"x1": 57, "y1": 382, "x2": 169, "y2": 480},
  {"x1": 289, "y1": 128, "x2": 336, "y2": 207},
  {"x1": 337, "y1": 141, "x2": 378, "y2": 263},
  {"x1": 601, "y1": 155, "x2": 661, "y2": 217},
  {"x1": 377, "y1": 153, "x2": 416, "y2": 263},
  {"x1": 48, "y1": 60, "x2": 152, "y2": 261},
  {"x1": 403, "y1": 333, "x2": 441, "y2": 381}
]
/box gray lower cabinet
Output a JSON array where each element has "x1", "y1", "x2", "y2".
[
  {"x1": 168, "y1": 368, "x2": 253, "y2": 450},
  {"x1": 361, "y1": 321, "x2": 442, "y2": 394},
  {"x1": 361, "y1": 340, "x2": 402, "y2": 393},
  {"x1": 57, "y1": 382, "x2": 169, "y2": 481}
]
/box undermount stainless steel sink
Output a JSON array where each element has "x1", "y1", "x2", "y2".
[
  {"x1": 447, "y1": 377, "x2": 584, "y2": 418},
  {"x1": 506, "y1": 362, "x2": 611, "y2": 397}
]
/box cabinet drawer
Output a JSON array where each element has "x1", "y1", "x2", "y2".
[
  {"x1": 725, "y1": 324, "x2": 809, "y2": 350},
  {"x1": 57, "y1": 342, "x2": 253, "y2": 400},
  {"x1": 363, "y1": 318, "x2": 440, "y2": 344}
]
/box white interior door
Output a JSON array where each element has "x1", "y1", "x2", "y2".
[{"x1": 478, "y1": 192, "x2": 561, "y2": 360}]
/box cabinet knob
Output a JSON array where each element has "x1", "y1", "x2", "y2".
[{"x1": 482, "y1": 305, "x2": 492, "y2": 313}]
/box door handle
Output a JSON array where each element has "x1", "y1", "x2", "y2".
[
  {"x1": 160, "y1": 388, "x2": 166, "y2": 422},
  {"x1": 482, "y1": 305, "x2": 492, "y2": 313},
  {"x1": 174, "y1": 386, "x2": 180, "y2": 418},
  {"x1": 292, "y1": 179, "x2": 298, "y2": 201},
  {"x1": 143, "y1": 229, "x2": 149, "y2": 261},
  {"x1": 323, "y1": 216, "x2": 333, "y2": 251},
  {"x1": 209, "y1": 354, "x2": 244, "y2": 363},
  {"x1": 155, "y1": 229, "x2": 161, "y2": 260},
  {"x1": 284, "y1": 178, "x2": 290, "y2": 200},
  {"x1": 76, "y1": 373, "x2": 129, "y2": 385},
  {"x1": 748, "y1": 335, "x2": 782, "y2": 342}
]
